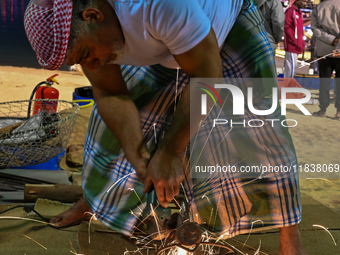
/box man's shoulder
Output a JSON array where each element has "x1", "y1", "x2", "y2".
[
  {"x1": 255, "y1": 0, "x2": 280, "y2": 9},
  {"x1": 317, "y1": 0, "x2": 340, "y2": 9},
  {"x1": 315, "y1": 0, "x2": 340, "y2": 18}
]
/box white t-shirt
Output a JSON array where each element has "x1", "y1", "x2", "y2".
[{"x1": 109, "y1": 0, "x2": 243, "y2": 69}]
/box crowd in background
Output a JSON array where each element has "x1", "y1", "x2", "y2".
[{"x1": 257, "y1": 0, "x2": 340, "y2": 118}]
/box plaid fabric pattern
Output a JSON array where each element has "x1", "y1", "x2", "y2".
[{"x1": 82, "y1": 0, "x2": 301, "y2": 237}]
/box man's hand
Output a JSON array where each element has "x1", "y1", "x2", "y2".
[
  {"x1": 129, "y1": 144, "x2": 150, "y2": 184},
  {"x1": 332, "y1": 38, "x2": 339, "y2": 46},
  {"x1": 333, "y1": 50, "x2": 340, "y2": 58},
  {"x1": 143, "y1": 149, "x2": 185, "y2": 207}
]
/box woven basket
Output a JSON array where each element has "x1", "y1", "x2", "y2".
[{"x1": 0, "y1": 99, "x2": 80, "y2": 168}]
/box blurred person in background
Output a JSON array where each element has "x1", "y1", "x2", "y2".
[
  {"x1": 283, "y1": 0, "x2": 307, "y2": 78},
  {"x1": 255, "y1": 0, "x2": 285, "y2": 55},
  {"x1": 311, "y1": 0, "x2": 340, "y2": 118}
]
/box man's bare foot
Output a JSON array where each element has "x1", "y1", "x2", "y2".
[
  {"x1": 50, "y1": 196, "x2": 92, "y2": 227},
  {"x1": 279, "y1": 225, "x2": 308, "y2": 255}
]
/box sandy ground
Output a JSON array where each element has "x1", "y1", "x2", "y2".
[
  {"x1": 1, "y1": 65, "x2": 340, "y2": 254},
  {"x1": 0, "y1": 66, "x2": 90, "y2": 102}
]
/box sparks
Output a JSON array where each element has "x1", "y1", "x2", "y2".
[
  {"x1": 313, "y1": 224, "x2": 337, "y2": 246},
  {"x1": 174, "y1": 67, "x2": 180, "y2": 115},
  {"x1": 23, "y1": 234, "x2": 47, "y2": 250},
  {"x1": 225, "y1": 238, "x2": 267, "y2": 255},
  {"x1": 128, "y1": 188, "x2": 144, "y2": 206},
  {"x1": 306, "y1": 178, "x2": 334, "y2": 184},
  {"x1": 215, "y1": 232, "x2": 229, "y2": 243},
  {"x1": 153, "y1": 123, "x2": 157, "y2": 143},
  {"x1": 84, "y1": 212, "x2": 97, "y2": 244},
  {"x1": 150, "y1": 204, "x2": 164, "y2": 246},
  {"x1": 202, "y1": 194, "x2": 210, "y2": 203},
  {"x1": 242, "y1": 220, "x2": 264, "y2": 248},
  {"x1": 70, "y1": 251, "x2": 85, "y2": 255},
  {"x1": 69, "y1": 240, "x2": 85, "y2": 255},
  {"x1": 106, "y1": 173, "x2": 133, "y2": 193},
  {"x1": 176, "y1": 247, "x2": 188, "y2": 254},
  {"x1": 254, "y1": 239, "x2": 261, "y2": 255}
]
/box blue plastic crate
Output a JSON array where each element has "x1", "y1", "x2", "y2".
[{"x1": 10, "y1": 150, "x2": 65, "y2": 170}]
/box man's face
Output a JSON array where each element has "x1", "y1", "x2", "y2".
[
  {"x1": 295, "y1": 0, "x2": 307, "y2": 9},
  {"x1": 66, "y1": 23, "x2": 125, "y2": 71}
]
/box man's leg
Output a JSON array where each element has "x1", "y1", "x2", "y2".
[
  {"x1": 279, "y1": 225, "x2": 308, "y2": 255},
  {"x1": 50, "y1": 196, "x2": 92, "y2": 227},
  {"x1": 332, "y1": 58, "x2": 340, "y2": 117},
  {"x1": 284, "y1": 51, "x2": 297, "y2": 78},
  {"x1": 310, "y1": 35, "x2": 318, "y2": 74},
  {"x1": 194, "y1": 3, "x2": 306, "y2": 255},
  {"x1": 270, "y1": 43, "x2": 277, "y2": 56},
  {"x1": 318, "y1": 57, "x2": 333, "y2": 114}
]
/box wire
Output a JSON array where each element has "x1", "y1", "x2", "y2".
[
  {"x1": 0, "y1": 205, "x2": 92, "y2": 229},
  {"x1": 27, "y1": 81, "x2": 48, "y2": 118},
  {"x1": 0, "y1": 205, "x2": 48, "y2": 220}
]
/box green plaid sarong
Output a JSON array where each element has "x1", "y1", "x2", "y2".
[{"x1": 82, "y1": 0, "x2": 301, "y2": 237}]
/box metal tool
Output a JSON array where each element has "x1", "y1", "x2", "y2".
[
  {"x1": 173, "y1": 196, "x2": 203, "y2": 252},
  {"x1": 141, "y1": 184, "x2": 172, "y2": 240},
  {"x1": 141, "y1": 188, "x2": 203, "y2": 251},
  {"x1": 139, "y1": 191, "x2": 236, "y2": 254},
  {"x1": 139, "y1": 141, "x2": 235, "y2": 253}
]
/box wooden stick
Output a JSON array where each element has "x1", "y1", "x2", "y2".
[{"x1": 24, "y1": 184, "x2": 83, "y2": 203}]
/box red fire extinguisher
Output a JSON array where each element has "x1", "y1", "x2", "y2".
[{"x1": 32, "y1": 74, "x2": 59, "y2": 116}]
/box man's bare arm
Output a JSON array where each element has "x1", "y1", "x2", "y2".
[{"x1": 83, "y1": 64, "x2": 150, "y2": 182}]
